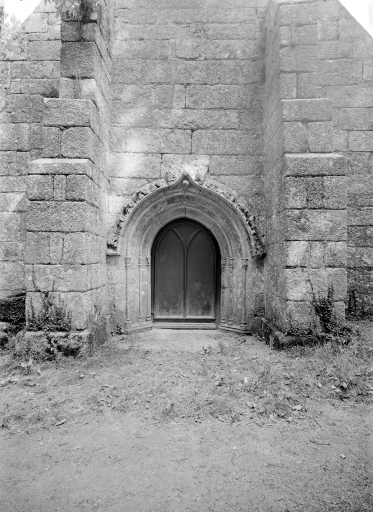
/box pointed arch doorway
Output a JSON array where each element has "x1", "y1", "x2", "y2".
[
  {"x1": 152, "y1": 219, "x2": 221, "y2": 328},
  {"x1": 107, "y1": 173, "x2": 265, "y2": 334}
]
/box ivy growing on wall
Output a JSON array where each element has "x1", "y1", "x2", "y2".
[
  {"x1": 0, "y1": 8, "x2": 22, "y2": 58},
  {"x1": 44, "y1": 0, "x2": 100, "y2": 22}
]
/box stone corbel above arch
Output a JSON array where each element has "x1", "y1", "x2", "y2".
[{"x1": 107, "y1": 172, "x2": 266, "y2": 259}]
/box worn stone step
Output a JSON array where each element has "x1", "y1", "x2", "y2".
[{"x1": 153, "y1": 323, "x2": 217, "y2": 330}]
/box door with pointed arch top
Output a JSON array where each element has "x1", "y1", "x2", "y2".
[{"x1": 152, "y1": 219, "x2": 219, "y2": 323}]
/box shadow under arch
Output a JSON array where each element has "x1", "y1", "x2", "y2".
[{"x1": 107, "y1": 173, "x2": 265, "y2": 334}]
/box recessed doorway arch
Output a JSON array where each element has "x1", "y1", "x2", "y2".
[
  {"x1": 151, "y1": 218, "x2": 221, "y2": 328},
  {"x1": 106, "y1": 173, "x2": 265, "y2": 334}
]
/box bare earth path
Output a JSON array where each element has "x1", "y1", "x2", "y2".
[{"x1": 1, "y1": 330, "x2": 372, "y2": 512}]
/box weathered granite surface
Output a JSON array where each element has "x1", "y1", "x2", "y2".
[{"x1": 0, "y1": 0, "x2": 372, "y2": 344}]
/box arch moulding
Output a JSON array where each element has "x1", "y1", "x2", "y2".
[{"x1": 106, "y1": 173, "x2": 266, "y2": 334}]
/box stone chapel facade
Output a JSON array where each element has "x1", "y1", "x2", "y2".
[{"x1": 1, "y1": 0, "x2": 373, "y2": 347}]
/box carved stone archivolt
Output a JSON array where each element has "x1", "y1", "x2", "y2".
[
  {"x1": 107, "y1": 172, "x2": 266, "y2": 258},
  {"x1": 107, "y1": 171, "x2": 264, "y2": 334}
]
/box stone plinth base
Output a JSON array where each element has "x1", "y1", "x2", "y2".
[
  {"x1": 154, "y1": 322, "x2": 217, "y2": 330},
  {"x1": 260, "y1": 317, "x2": 322, "y2": 350},
  {"x1": 219, "y1": 324, "x2": 255, "y2": 335},
  {"x1": 118, "y1": 322, "x2": 153, "y2": 334},
  {"x1": 17, "y1": 330, "x2": 94, "y2": 358},
  {"x1": 219, "y1": 316, "x2": 262, "y2": 334}
]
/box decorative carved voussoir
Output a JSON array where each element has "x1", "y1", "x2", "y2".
[
  {"x1": 165, "y1": 170, "x2": 178, "y2": 185},
  {"x1": 106, "y1": 173, "x2": 266, "y2": 258}
]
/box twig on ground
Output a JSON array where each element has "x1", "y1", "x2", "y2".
[{"x1": 309, "y1": 439, "x2": 331, "y2": 446}]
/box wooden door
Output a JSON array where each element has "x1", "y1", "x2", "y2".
[{"x1": 153, "y1": 220, "x2": 217, "y2": 322}]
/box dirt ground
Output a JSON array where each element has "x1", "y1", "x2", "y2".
[{"x1": 1, "y1": 327, "x2": 372, "y2": 512}]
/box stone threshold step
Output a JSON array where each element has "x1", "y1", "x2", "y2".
[{"x1": 154, "y1": 323, "x2": 217, "y2": 330}]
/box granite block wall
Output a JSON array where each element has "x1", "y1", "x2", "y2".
[
  {"x1": 107, "y1": 0, "x2": 267, "y2": 330},
  {"x1": 263, "y1": 0, "x2": 348, "y2": 332},
  {"x1": 0, "y1": 0, "x2": 372, "y2": 338},
  {"x1": 109, "y1": 0, "x2": 265, "y2": 218},
  {"x1": 0, "y1": 2, "x2": 61, "y2": 302},
  {"x1": 316, "y1": 0, "x2": 373, "y2": 317},
  {"x1": 24, "y1": 0, "x2": 114, "y2": 335}
]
